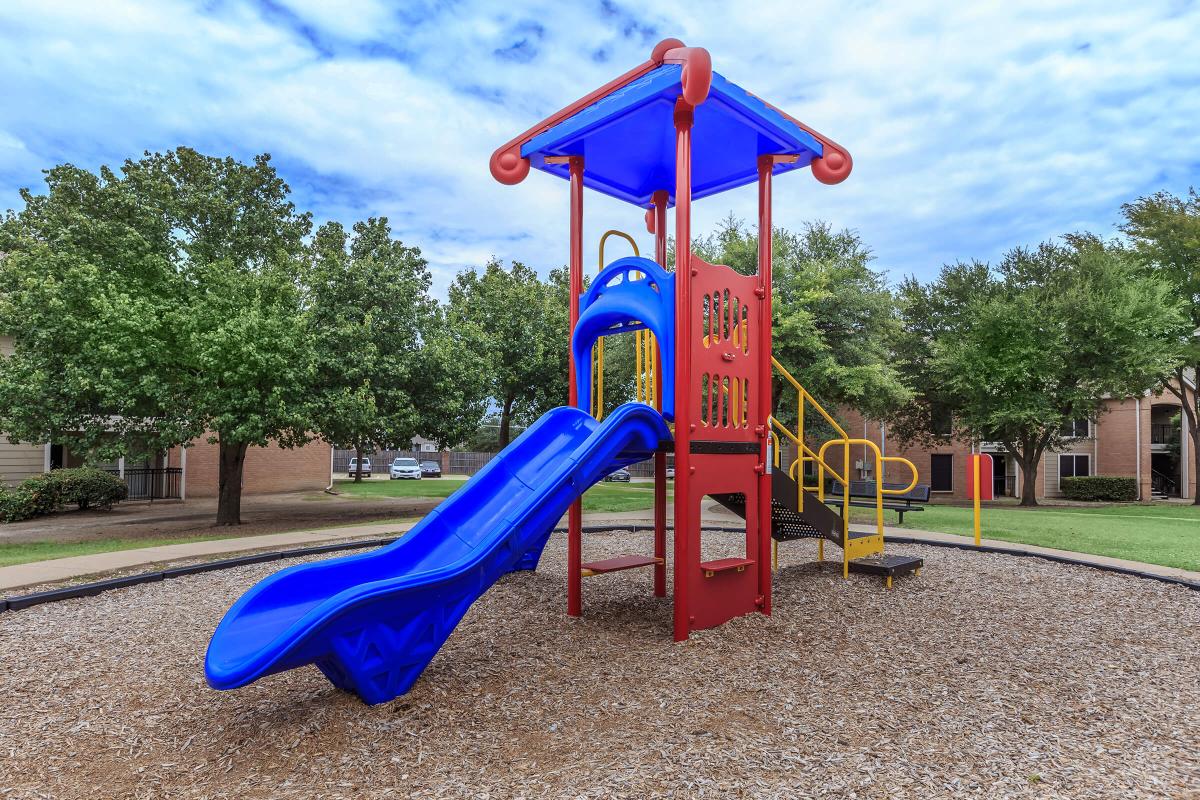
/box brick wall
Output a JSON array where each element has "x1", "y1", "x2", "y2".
[
  {"x1": 834, "y1": 389, "x2": 1197, "y2": 502},
  {"x1": 1095, "y1": 397, "x2": 1146, "y2": 500},
  {"x1": 836, "y1": 409, "x2": 979, "y2": 500},
  {"x1": 174, "y1": 436, "x2": 332, "y2": 498}
]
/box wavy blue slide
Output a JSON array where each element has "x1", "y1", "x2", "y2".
[{"x1": 205, "y1": 402, "x2": 671, "y2": 705}]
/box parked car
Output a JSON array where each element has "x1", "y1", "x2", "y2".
[
  {"x1": 390, "y1": 457, "x2": 422, "y2": 480},
  {"x1": 347, "y1": 457, "x2": 371, "y2": 478},
  {"x1": 420, "y1": 460, "x2": 442, "y2": 478},
  {"x1": 665, "y1": 466, "x2": 675, "y2": 479},
  {"x1": 605, "y1": 468, "x2": 632, "y2": 482}
]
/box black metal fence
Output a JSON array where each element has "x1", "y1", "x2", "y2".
[
  {"x1": 1151, "y1": 423, "x2": 1178, "y2": 445},
  {"x1": 106, "y1": 467, "x2": 182, "y2": 500}
]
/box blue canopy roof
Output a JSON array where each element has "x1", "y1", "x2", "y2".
[{"x1": 520, "y1": 65, "x2": 824, "y2": 208}]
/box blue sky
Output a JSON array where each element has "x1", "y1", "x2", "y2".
[{"x1": 2, "y1": 0, "x2": 1198, "y2": 296}]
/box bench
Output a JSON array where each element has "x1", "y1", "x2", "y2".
[{"x1": 826, "y1": 480, "x2": 930, "y2": 524}]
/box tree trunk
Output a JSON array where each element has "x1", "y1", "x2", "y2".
[
  {"x1": 1191, "y1": 427, "x2": 1200, "y2": 505},
  {"x1": 498, "y1": 395, "x2": 515, "y2": 449},
  {"x1": 354, "y1": 444, "x2": 363, "y2": 483},
  {"x1": 1012, "y1": 436, "x2": 1043, "y2": 508},
  {"x1": 1163, "y1": 367, "x2": 1199, "y2": 505},
  {"x1": 216, "y1": 440, "x2": 249, "y2": 526},
  {"x1": 1185, "y1": 388, "x2": 1200, "y2": 506},
  {"x1": 1018, "y1": 455, "x2": 1040, "y2": 507}
]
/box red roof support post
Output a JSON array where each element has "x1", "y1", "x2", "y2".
[
  {"x1": 756, "y1": 156, "x2": 775, "y2": 615},
  {"x1": 672, "y1": 100, "x2": 694, "y2": 642},
  {"x1": 650, "y1": 189, "x2": 669, "y2": 599},
  {"x1": 567, "y1": 155, "x2": 584, "y2": 618}
]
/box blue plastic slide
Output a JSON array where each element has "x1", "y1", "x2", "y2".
[{"x1": 205, "y1": 402, "x2": 671, "y2": 705}]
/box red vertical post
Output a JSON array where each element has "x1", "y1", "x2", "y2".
[
  {"x1": 756, "y1": 156, "x2": 774, "y2": 615},
  {"x1": 651, "y1": 189, "x2": 669, "y2": 598},
  {"x1": 567, "y1": 155, "x2": 584, "y2": 618},
  {"x1": 672, "y1": 100, "x2": 693, "y2": 642}
]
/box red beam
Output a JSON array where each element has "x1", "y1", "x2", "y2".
[
  {"x1": 672, "y1": 99, "x2": 693, "y2": 642},
  {"x1": 567, "y1": 155, "x2": 584, "y2": 618}
]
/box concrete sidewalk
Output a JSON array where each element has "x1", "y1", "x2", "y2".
[
  {"x1": 0, "y1": 511, "x2": 693, "y2": 592},
  {"x1": 0, "y1": 521, "x2": 421, "y2": 592},
  {"x1": 3, "y1": 511, "x2": 1197, "y2": 594}
]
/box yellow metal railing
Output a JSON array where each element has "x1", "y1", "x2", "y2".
[
  {"x1": 768, "y1": 356, "x2": 918, "y2": 578},
  {"x1": 593, "y1": 230, "x2": 657, "y2": 418}
]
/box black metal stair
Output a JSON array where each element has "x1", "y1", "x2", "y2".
[
  {"x1": 711, "y1": 470, "x2": 923, "y2": 586},
  {"x1": 709, "y1": 469, "x2": 853, "y2": 546}
]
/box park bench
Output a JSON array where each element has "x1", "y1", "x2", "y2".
[{"x1": 826, "y1": 480, "x2": 930, "y2": 524}]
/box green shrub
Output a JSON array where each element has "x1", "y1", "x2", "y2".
[
  {"x1": 17, "y1": 472, "x2": 67, "y2": 516},
  {"x1": 0, "y1": 486, "x2": 38, "y2": 522},
  {"x1": 0, "y1": 468, "x2": 128, "y2": 522},
  {"x1": 1060, "y1": 475, "x2": 1138, "y2": 502},
  {"x1": 52, "y1": 467, "x2": 128, "y2": 510}
]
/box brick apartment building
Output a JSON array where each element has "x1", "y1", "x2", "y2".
[{"x1": 831, "y1": 378, "x2": 1196, "y2": 502}]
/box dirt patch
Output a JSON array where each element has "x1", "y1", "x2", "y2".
[
  {"x1": 1, "y1": 531, "x2": 1197, "y2": 798},
  {"x1": 0, "y1": 491, "x2": 438, "y2": 546}
]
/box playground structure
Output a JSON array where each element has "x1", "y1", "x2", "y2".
[{"x1": 204, "y1": 38, "x2": 923, "y2": 706}]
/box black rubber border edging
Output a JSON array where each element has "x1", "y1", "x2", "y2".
[{"x1": 3, "y1": 524, "x2": 1196, "y2": 613}]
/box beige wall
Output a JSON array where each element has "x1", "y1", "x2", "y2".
[
  {"x1": 0, "y1": 336, "x2": 47, "y2": 484},
  {"x1": 0, "y1": 441, "x2": 45, "y2": 485}
]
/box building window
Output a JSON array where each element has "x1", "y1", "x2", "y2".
[
  {"x1": 1059, "y1": 419, "x2": 1089, "y2": 438},
  {"x1": 930, "y1": 453, "x2": 954, "y2": 492},
  {"x1": 1059, "y1": 454, "x2": 1090, "y2": 489},
  {"x1": 930, "y1": 404, "x2": 953, "y2": 437}
]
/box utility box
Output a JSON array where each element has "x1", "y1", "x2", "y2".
[{"x1": 967, "y1": 454, "x2": 994, "y2": 501}]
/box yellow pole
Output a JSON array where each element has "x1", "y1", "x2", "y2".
[{"x1": 973, "y1": 454, "x2": 981, "y2": 546}]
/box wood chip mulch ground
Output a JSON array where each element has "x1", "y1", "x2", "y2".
[{"x1": 1, "y1": 529, "x2": 1198, "y2": 799}]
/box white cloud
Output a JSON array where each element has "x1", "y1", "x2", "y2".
[{"x1": 0, "y1": 0, "x2": 1197, "y2": 296}]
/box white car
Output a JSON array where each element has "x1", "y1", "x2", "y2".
[
  {"x1": 390, "y1": 457, "x2": 422, "y2": 480},
  {"x1": 347, "y1": 457, "x2": 371, "y2": 478}
]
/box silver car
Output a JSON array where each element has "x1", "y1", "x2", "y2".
[{"x1": 390, "y1": 457, "x2": 422, "y2": 480}]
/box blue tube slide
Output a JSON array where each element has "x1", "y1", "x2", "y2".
[{"x1": 205, "y1": 402, "x2": 671, "y2": 705}]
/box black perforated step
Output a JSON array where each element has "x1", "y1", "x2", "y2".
[{"x1": 708, "y1": 468, "x2": 844, "y2": 546}]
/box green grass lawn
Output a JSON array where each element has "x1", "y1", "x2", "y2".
[
  {"x1": 335, "y1": 476, "x2": 671, "y2": 513},
  {"x1": 850, "y1": 501, "x2": 1200, "y2": 571},
  {"x1": 0, "y1": 534, "x2": 247, "y2": 569}
]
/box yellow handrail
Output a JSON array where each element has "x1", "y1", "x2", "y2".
[
  {"x1": 769, "y1": 358, "x2": 921, "y2": 562},
  {"x1": 595, "y1": 230, "x2": 652, "y2": 418}
]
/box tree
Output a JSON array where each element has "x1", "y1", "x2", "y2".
[
  {"x1": 446, "y1": 260, "x2": 566, "y2": 448},
  {"x1": 1120, "y1": 189, "x2": 1200, "y2": 504},
  {"x1": 307, "y1": 218, "x2": 479, "y2": 480},
  {"x1": 691, "y1": 215, "x2": 911, "y2": 421},
  {"x1": 0, "y1": 148, "x2": 316, "y2": 525},
  {"x1": 893, "y1": 237, "x2": 1187, "y2": 505}
]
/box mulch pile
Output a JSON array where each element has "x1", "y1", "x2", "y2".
[{"x1": 2, "y1": 529, "x2": 1197, "y2": 798}]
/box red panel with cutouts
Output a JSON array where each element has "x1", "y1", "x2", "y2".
[{"x1": 691, "y1": 257, "x2": 763, "y2": 441}]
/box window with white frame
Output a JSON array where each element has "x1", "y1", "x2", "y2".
[{"x1": 1058, "y1": 453, "x2": 1090, "y2": 489}]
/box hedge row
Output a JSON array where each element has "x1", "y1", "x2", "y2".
[
  {"x1": 1060, "y1": 475, "x2": 1138, "y2": 502},
  {"x1": 0, "y1": 468, "x2": 129, "y2": 522}
]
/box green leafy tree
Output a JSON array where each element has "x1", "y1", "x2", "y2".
[
  {"x1": 892, "y1": 237, "x2": 1187, "y2": 505},
  {"x1": 690, "y1": 215, "x2": 911, "y2": 421},
  {"x1": 447, "y1": 260, "x2": 567, "y2": 448},
  {"x1": 308, "y1": 218, "x2": 440, "y2": 480},
  {"x1": 0, "y1": 148, "x2": 316, "y2": 525},
  {"x1": 1120, "y1": 188, "x2": 1200, "y2": 504}
]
